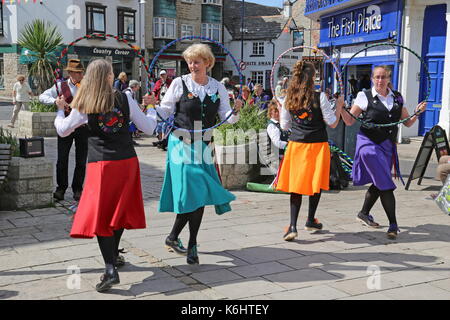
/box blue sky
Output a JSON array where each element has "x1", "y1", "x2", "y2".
[{"x1": 245, "y1": 0, "x2": 283, "y2": 8}]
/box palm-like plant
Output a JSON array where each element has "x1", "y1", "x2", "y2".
[{"x1": 18, "y1": 19, "x2": 63, "y2": 93}]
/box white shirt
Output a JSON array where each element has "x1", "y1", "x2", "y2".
[
  {"x1": 156, "y1": 74, "x2": 239, "y2": 124},
  {"x1": 280, "y1": 92, "x2": 336, "y2": 130},
  {"x1": 267, "y1": 119, "x2": 288, "y2": 150},
  {"x1": 353, "y1": 87, "x2": 395, "y2": 112},
  {"x1": 13, "y1": 81, "x2": 32, "y2": 102},
  {"x1": 54, "y1": 93, "x2": 157, "y2": 138},
  {"x1": 39, "y1": 79, "x2": 78, "y2": 105}
]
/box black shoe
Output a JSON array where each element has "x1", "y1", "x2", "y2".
[
  {"x1": 95, "y1": 269, "x2": 120, "y2": 293},
  {"x1": 187, "y1": 245, "x2": 199, "y2": 265},
  {"x1": 165, "y1": 237, "x2": 187, "y2": 255},
  {"x1": 387, "y1": 223, "x2": 400, "y2": 240},
  {"x1": 152, "y1": 141, "x2": 160, "y2": 147},
  {"x1": 132, "y1": 140, "x2": 139, "y2": 146},
  {"x1": 283, "y1": 225, "x2": 298, "y2": 241},
  {"x1": 73, "y1": 190, "x2": 82, "y2": 201},
  {"x1": 305, "y1": 218, "x2": 323, "y2": 231},
  {"x1": 53, "y1": 189, "x2": 65, "y2": 201},
  {"x1": 356, "y1": 212, "x2": 380, "y2": 228}
]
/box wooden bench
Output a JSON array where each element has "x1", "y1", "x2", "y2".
[{"x1": 0, "y1": 144, "x2": 11, "y2": 184}]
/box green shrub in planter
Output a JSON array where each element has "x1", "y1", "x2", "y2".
[
  {"x1": 30, "y1": 99, "x2": 56, "y2": 112},
  {"x1": 214, "y1": 104, "x2": 268, "y2": 146},
  {"x1": 0, "y1": 127, "x2": 20, "y2": 156}
]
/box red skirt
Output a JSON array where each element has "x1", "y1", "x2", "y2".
[{"x1": 70, "y1": 157, "x2": 146, "y2": 238}]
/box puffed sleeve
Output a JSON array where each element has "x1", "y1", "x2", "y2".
[
  {"x1": 353, "y1": 91, "x2": 369, "y2": 111},
  {"x1": 280, "y1": 99, "x2": 292, "y2": 131},
  {"x1": 217, "y1": 81, "x2": 239, "y2": 124},
  {"x1": 155, "y1": 77, "x2": 183, "y2": 120},
  {"x1": 319, "y1": 92, "x2": 337, "y2": 125},
  {"x1": 54, "y1": 108, "x2": 88, "y2": 137}
]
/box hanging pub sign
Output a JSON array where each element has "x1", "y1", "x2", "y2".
[
  {"x1": 405, "y1": 125, "x2": 450, "y2": 190},
  {"x1": 319, "y1": 0, "x2": 400, "y2": 47}
]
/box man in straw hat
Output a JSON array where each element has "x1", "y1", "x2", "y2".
[{"x1": 40, "y1": 59, "x2": 87, "y2": 201}]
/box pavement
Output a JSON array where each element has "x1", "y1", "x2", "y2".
[{"x1": 1, "y1": 102, "x2": 450, "y2": 301}]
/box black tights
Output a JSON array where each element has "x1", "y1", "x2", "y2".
[
  {"x1": 361, "y1": 184, "x2": 397, "y2": 225},
  {"x1": 289, "y1": 192, "x2": 322, "y2": 228},
  {"x1": 168, "y1": 207, "x2": 205, "y2": 249},
  {"x1": 97, "y1": 228, "x2": 124, "y2": 271}
]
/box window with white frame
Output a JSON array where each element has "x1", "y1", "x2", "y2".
[
  {"x1": 153, "y1": 17, "x2": 176, "y2": 39},
  {"x1": 181, "y1": 24, "x2": 194, "y2": 38},
  {"x1": 252, "y1": 42, "x2": 264, "y2": 55},
  {"x1": 202, "y1": 0, "x2": 221, "y2": 4},
  {"x1": 201, "y1": 23, "x2": 221, "y2": 42},
  {"x1": 182, "y1": 0, "x2": 195, "y2": 3},
  {"x1": 251, "y1": 71, "x2": 264, "y2": 85}
]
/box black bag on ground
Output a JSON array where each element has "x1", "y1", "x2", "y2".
[{"x1": 329, "y1": 150, "x2": 350, "y2": 190}]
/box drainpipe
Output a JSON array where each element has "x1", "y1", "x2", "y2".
[
  {"x1": 396, "y1": 0, "x2": 405, "y2": 143},
  {"x1": 269, "y1": 39, "x2": 275, "y2": 92}
]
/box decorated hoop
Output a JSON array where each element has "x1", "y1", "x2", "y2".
[
  {"x1": 341, "y1": 42, "x2": 431, "y2": 128},
  {"x1": 149, "y1": 36, "x2": 244, "y2": 133},
  {"x1": 270, "y1": 45, "x2": 344, "y2": 105},
  {"x1": 54, "y1": 33, "x2": 148, "y2": 96}
]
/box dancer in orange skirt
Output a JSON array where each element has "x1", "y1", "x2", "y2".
[
  {"x1": 275, "y1": 61, "x2": 344, "y2": 241},
  {"x1": 54, "y1": 59, "x2": 157, "y2": 292}
]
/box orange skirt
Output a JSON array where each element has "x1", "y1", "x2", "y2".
[{"x1": 275, "y1": 141, "x2": 330, "y2": 195}]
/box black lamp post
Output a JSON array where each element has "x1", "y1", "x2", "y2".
[{"x1": 241, "y1": 0, "x2": 245, "y2": 63}]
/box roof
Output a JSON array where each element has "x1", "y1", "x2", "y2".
[{"x1": 224, "y1": 0, "x2": 289, "y2": 40}]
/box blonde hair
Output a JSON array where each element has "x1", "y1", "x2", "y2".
[
  {"x1": 71, "y1": 59, "x2": 115, "y2": 114},
  {"x1": 253, "y1": 83, "x2": 263, "y2": 94},
  {"x1": 241, "y1": 85, "x2": 251, "y2": 94},
  {"x1": 267, "y1": 99, "x2": 279, "y2": 119},
  {"x1": 17, "y1": 75, "x2": 25, "y2": 81},
  {"x1": 118, "y1": 72, "x2": 127, "y2": 81},
  {"x1": 182, "y1": 44, "x2": 215, "y2": 72},
  {"x1": 284, "y1": 61, "x2": 317, "y2": 111}
]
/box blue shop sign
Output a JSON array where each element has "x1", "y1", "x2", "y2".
[
  {"x1": 305, "y1": 0, "x2": 353, "y2": 15},
  {"x1": 319, "y1": 0, "x2": 400, "y2": 47}
]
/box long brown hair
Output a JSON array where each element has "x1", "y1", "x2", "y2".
[
  {"x1": 284, "y1": 61, "x2": 316, "y2": 111},
  {"x1": 71, "y1": 59, "x2": 115, "y2": 114}
]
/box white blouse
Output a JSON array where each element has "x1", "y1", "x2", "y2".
[
  {"x1": 267, "y1": 119, "x2": 288, "y2": 150},
  {"x1": 280, "y1": 92, "x2": 337, "y2": 130},
  {"x1": 156, "y1": 74, "x2": 240, "y2": 124},
  {"x1": 353, "y1": 87, "x2": 395, "y2": 112},
  {"x1": 54, "y1": 93, "x2": 157, "y2": 137}
]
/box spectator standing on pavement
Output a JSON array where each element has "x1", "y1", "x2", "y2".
[
  {"x1": 275, "y1": 61, "x2": 344, "y2": 241},
  {"x1": 39, "y1": 59, "x2": 87, "y2": 202},
  {"x1": 113, "y1": 72, "x2": 128, "y2": 92},
  {"x1": 251, "y1": 84, "x2": 270, "y2": 110},
  {"x1": 8, "y1": 75, "x2": 33, "y2": 128},
  {"x1": 152, "y1": 70, "x2": 173, "y2": 147},
  {"x1": 54, "y1": 59, "x2": 157, "y2": 293},
  {"x1": 246, "y1": 77, "x2": 255, "y2": 92},
  {"x1": 341, "y1": 65, "x2": 427, "y2": 239}
]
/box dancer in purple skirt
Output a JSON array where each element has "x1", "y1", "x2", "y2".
[{"x1": 341, "y1": 65, "x2": 426, "y2": 239}]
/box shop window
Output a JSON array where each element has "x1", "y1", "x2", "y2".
[
  {"x1": 252, "y1": 42, "x2": 265, "y2": 56},
  {"x1": 118, "y1": 8, "x2": 136, "y2": 42},
  {"x1": 181, "y1": 24, "x2": 194, "y2": 39},
  {"x1": 0, "y1": 54, "x2": 4, "y2": 89},
  {"x1": 153, "y1": 17, "x2": 176, "y2": 39},
  {"x1": 201, "y1": 23, "x2": 221, "y2": 42},
  {"x1": 251, "y1": 71, "x2": 264, "y2": 86},
  {"x1": 0, "y1": 2, "x2": 4, "y2": 36},
  {"x1": 202, "y1": 0, "x2": 221, "y2": 5},
  {"x1": 86, "y1": 3, "x2": 106, "y2": 36}
]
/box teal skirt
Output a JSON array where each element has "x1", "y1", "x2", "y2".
[{"x1": 158, "y1": 134, "x2": 236, "y2": 214}]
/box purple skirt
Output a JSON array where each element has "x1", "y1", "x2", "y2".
[{"x1": 352, "y1": 132, "x2": 397, "y2": 190}]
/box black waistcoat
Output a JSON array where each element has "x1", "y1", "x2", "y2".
[
  {"x1": 267, "y1": 120, "x2": 290, "y2": 156},
  {"x1": 172, "y1": 78, "x2": 220, "y2": 142},
  {"x1": 86, "y1": 91, "x2": 136, "y2": 163},
  {"x1": 359, "y1": 89, "x2": 403, "y2": 144},
  {"x1": 289, "y1": 92, "x2": 328, "y2": 143}
]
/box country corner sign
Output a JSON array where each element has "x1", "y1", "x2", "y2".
[{"x1": 319, "y1": 0, "x2": 400, "y2": 47}]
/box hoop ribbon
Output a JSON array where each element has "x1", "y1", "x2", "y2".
[
  {"x1": 149, "y1": 36, "x2": 245, "y2": 133},
  {"x1": 341, "y1": 42, "x2": 431, "y2": 128}
]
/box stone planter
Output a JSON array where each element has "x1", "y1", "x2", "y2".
[
  {"x1": 17, "y1": 111, "x2": 57, "y2": 137},
  {"x1": 214, "y1": 132, "x2": 265, "y2": 190},
  {"x1": 0, "y1": 156, "x2": 54, "y2": 210}
]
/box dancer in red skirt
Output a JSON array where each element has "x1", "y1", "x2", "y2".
[
  {"x1": 275, "y1": 61, "x2": 344, "y2": 241},
  {"x1": 54, "y1": 59, "x2": 157, "y2": 292}
]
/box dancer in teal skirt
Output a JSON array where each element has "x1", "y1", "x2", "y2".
[{"x1": 155, "y1": 43, "x2": 243, "y2": 264}]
